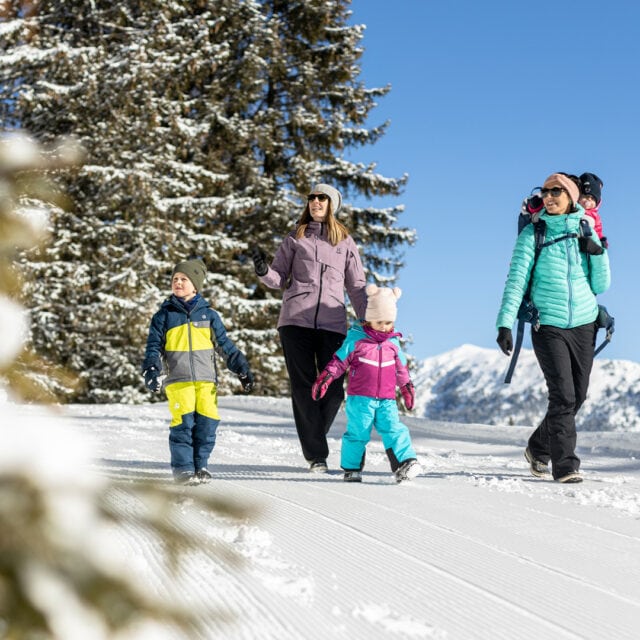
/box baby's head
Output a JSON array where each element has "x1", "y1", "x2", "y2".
[
  {"x1": 364, "y1": 285, "x2": 401, "y2": 333},
  {"x1": 171, "y1": 258, "x2": 207, "y2": 301},
  {"x1": 579, "y1": 172, "x2": 603, "y2": 209}
]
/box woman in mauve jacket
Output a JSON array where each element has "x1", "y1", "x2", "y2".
[
  {"x1": 250, "y1": 184, "x2": 367, "y2": 472},
  {"x1": 496, "y1": 172, "x2": 611, "y2": 484}
]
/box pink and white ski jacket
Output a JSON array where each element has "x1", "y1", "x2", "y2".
[
  {"x1": 322, "y1": 322, "x2": 411, "y2": 399},
  {"x1": 583, "y1": 202, "x2": 604, "y2": 240}
]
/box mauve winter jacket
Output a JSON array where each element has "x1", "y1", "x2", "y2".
[
  {"x1": 259, "y1": 221, "x2": 367, "y2": 335},
  {"x1": 323, "y1": 322, "x2": 411, "y2": 399}
]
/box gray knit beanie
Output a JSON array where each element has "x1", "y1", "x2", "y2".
[
  {"x1": 310, "y1": 183, "x2": 342, "y2": 215},
  {"x1": 172, "y1": 258, "x2": 207, "y2": 291}
]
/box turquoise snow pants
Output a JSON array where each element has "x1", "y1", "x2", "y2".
[{"x1": 341, "y1": 395, "x2": 417, "y2": 471}]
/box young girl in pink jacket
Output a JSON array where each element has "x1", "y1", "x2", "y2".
[{"x1": 312, "y1": 285, "x2": 421, "y2": 483}]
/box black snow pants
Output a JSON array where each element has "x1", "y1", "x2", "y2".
[
  {"x1": 278, "y1": 325, "x2": 346, "y2": 463},
  {"x1": 529, "y1": 322, "x2": 597, "y2": 479}
]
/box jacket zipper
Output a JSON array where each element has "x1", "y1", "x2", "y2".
[
  {"x1": 187, "y1": 310, "x2": 197, "y2": 381},
  {"x1": 565, "y1": 218, "x2": 575, "y2": 327},
  {"x1": 376, "y1": 344, "x2": 382, "y2": 399},
  {"x1": 314, "y1": 229, "x2": 325, "y2": 328}
]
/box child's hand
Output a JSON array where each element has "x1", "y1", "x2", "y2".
[
  {"x1": 311, "y1": 371, "x2": 333, "y2": 400},
  {"x1": 526, "y1": 194, "x2": 543, "y2": 214},
  {"x1": 143, "y1": 367, "x2": 161, "y2": 393},
  {"x1": 400, "y1": 382, "x2": 415, "y2": 411}
]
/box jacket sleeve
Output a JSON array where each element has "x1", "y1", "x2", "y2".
[
  {"x1": 343, "y1": 237, "x2": 368, "y2": 320},
  {"x1": 587, "y1": 245, "x2": 611, "y2": 295},
  {"x1": 324, "y1": 328, "x2": 357, "y2": 377},
  {"x1": 210, "y1": 310, "x2": 250, "y2": 376},
  {"x1": 396, "y1": 362, "x2": 411, "y2": 388},
  {"x1": 393, "y1": 339, "x2": 411, "y2": 387},
  {"x1": 323, "y1": 354, "x2": 349, "y2": 380},
  {"x1": 142, "y1": 310, "x2": 166, "y2": 373},
  {"x1": 496, "y1": 227, "x2": 536, "y2": 330},
  {"x1": 258, "y1": 235, "x2": 295, "y2": 290}
]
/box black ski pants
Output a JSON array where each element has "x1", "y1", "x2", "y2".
[
  {"x1": 278, "y1": 325, "x2": 346, "y2": 463},
  {"x1": 529, "y1": 322, "x2": 597, "y2": 479}
]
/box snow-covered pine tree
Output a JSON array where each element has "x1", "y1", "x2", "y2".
[
  {"x1": 1, "y1": 0, "x2": 414, "y2": 399},
  {"x1": 1, "y1": 0, "x2": 261, "y2": 400}
]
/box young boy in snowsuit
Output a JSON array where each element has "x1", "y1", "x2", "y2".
[
  {"x1": 311, "y1": 285, "x2": 421, "y2": 483},
  {"x1": 142, "y1": 258, "x2": 254, "y2": 484}
]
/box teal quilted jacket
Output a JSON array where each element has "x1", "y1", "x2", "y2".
[{"x1": 496, "y1": 209, "x2": 611, "y2": 330}]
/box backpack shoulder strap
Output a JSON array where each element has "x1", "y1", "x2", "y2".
[
  {"x1": 504, "y1": 220, "x2": 546, "y2": 385},
  {"x1": 579, "y1": 217, "x2": 593, "y2": 237},
  {"x1": 532, "y1": 218, "x2": 546, "y2": 244},
  {"x1": 529, "y1": 219, "x2": 546, "y2": 282}
]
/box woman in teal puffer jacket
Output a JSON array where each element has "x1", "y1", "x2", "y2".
[{"x1": 496, "y1": 172, "x2": 611, "y2": 483}]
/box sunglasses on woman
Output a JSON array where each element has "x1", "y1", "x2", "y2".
[
  {"x1": 540, "y1": 187, "x2": 565, "y2": 198},
  {"x1": 307, "y1": 193, "x2": 329, "y2": 202}
]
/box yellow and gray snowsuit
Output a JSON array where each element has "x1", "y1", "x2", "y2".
[{"x1": 143, "y1": 294, "x2": 250, "y2": 478}]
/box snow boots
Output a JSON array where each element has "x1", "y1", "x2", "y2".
[
  {"x1": 395, "y1": 459, "x2": 421, "y2": 483},
  {"x1": 343, "y1": 470, "x2": 362, "y2": 483}
]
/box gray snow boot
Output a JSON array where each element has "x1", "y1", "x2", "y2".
[
  {"x1": 395, "y1": 459, "x2": 421, "y2": 483},
  {"x1": 524, "y1": 447, "x2": 550, "y2": 478}
]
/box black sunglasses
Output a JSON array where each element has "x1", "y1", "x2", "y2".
[
  {"x1": 540, "y1": 187, "x2": 565, "y2": 198},
  {"x1": 307, "y1": 193, "x2": 329, "y2": 202}
]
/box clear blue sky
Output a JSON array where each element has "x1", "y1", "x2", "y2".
[{"x1": 347, "y1": 0, "x2": 640, "y2": 364}]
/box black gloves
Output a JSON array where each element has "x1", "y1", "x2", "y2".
[
  {"x1": 238, "y1": 371, "x2": 254, "y2": 393},
  {"x1": 578, "y1": 236, "x2": 604, "y2": 255},
  {"x1": 143, "y1": 366, "x2": 161, "y2": 392},
  {"x1": 497, "y1": 327, "x2": 513, "y2": 356},
  {"x1": 250, "y1": 245, "x2": 268, "y2": 276}
]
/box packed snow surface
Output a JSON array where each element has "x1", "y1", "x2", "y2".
[{"x1": 12, "y1": 396, "x2": 640, "y2": 639}]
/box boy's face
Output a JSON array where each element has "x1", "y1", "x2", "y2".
[
  {"x1": 172, "y1": 272, "x2": 197, "y2": 301},
  {"x1": 370, "y1": 320, "x2": 394, "y2": 333}
]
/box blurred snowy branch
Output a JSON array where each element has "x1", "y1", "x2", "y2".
[{"x1": 0, "y1": 133, "x2": 250, "y2": 639}]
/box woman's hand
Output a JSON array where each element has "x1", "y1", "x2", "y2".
[
  {"x1": 497, "y1": 327, "x2": 513, "y2": 355},
  {"x1": 250, "y1": 245, "x2": 268, "y2": 276},
  {"x1": 578, "y1": 237, "x2": 604, "y2": 255}
]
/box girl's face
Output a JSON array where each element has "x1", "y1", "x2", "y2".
[
  {"x1": 307, "y1": 193, "x2": 330, "y2": 222},
  {"x1": 172, "y1": 272, "x2": 197, "y2": 301},
  {"x1": 579, "y1": 194, "x2": 597, "y2": 210},
  {"x1": 370, "y1": 320, "x2": 394, "y2": 333},
  {"x1": 541, "y1": 186, "x2": 572, "y2": 215}
]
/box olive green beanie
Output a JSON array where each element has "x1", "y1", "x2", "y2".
[{"x1": 172, "y1": 258, "x2": 207, "y2": 291}]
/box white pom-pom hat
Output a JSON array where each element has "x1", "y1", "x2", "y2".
[{"x1": 365, "y1": 284, "x2": 402, "y2": 322}]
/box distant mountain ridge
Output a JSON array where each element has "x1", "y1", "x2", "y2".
[{"x1": 413, "y1": 345, "x2": 640, "y2": 432}]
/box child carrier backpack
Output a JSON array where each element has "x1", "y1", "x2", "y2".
[{"x1": 504, "y1": 206, "x2": 614, "y2": 383}]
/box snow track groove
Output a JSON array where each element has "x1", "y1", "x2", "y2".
[
  {"x1": 212, "y1": 473, "x2": 639, "y2": 639},
  {"x1": 66, "y1": 397, "x2": 640, "y2": 639}
]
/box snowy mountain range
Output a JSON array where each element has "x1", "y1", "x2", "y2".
[{"x1": 413, "y1": 344, "x2": 640, "y2": 432}]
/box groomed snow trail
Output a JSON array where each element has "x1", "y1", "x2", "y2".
[{"x1": 70, "y1": 397, "x2": 640, "y2": 640}]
